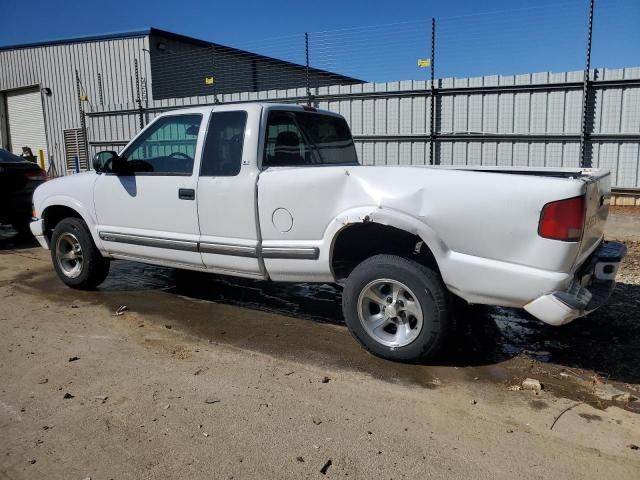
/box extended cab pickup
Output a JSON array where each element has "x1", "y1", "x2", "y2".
[{"x1": 31, "y1": 103, "x2": 626, "y2": 361}]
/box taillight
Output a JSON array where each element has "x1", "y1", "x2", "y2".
[
  {"x1": 538, "y1": 196, "x2": 585, "y2": 242},
  {"x1": 25, "y1": 169, "x2": 47, "y2": 181}
]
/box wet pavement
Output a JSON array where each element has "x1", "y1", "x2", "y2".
[{"x1": 2, "y1": 222, "x2": 639, "y2": 409}]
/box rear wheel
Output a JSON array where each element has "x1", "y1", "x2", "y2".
[
  {"x1": 342, "y1": 254, "x2": 451, "y2": 362},
  {"x1": 50, "y1": 218, "x2": 110, "y2": 289}
]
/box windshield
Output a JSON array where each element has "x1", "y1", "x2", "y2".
[{"x1": 263, "y1": 110, "x2": 359, "y2": 167}]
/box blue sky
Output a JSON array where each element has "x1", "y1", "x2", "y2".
[{"x1": 1, "y1": 0, "x2": 638, "y2": 81}]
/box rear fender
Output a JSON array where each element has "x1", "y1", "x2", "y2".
[{"x1": 325, "y1": 206, "x2": 449, "y2": 279}]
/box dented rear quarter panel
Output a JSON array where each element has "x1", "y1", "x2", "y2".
[{"x1": 257, "y1": 165, "x2": 597, "y2": 307}]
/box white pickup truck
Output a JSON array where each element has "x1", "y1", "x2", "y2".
[{"x1": 31, "y1": 103, "x2": 626, "y2": 361}]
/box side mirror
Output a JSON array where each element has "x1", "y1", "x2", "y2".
[{"x1": 92, "y1": 151, "x2": 119, "y2": 173}]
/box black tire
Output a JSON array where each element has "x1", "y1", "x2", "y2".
[
  {"x1": 50, "y1": 217, "x2": 110, "y2": 289},
  {"x1": 342, "y1": 254, "x2": 451, "y2": 362}
]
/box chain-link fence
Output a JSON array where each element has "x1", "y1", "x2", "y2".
[{"x1": 73, "y1": 0, "x2": 640, "y2": 187}]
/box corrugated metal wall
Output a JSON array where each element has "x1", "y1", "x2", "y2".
[
  {"x1": 87, "y1": 66, "x2": 640, "y2": 188},
  {"x1": 0, "y1": 35, "x2": 151, "y2": 174}
]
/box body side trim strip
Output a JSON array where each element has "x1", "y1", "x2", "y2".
[
  {"x1": 100, "y1": 231, "x2": 319, "y2": 260},
  {"x1": 261, "y1": 246, "x2": 320, "y2": 260},
  {"x1": 199, "y1": 242, "x2": 257, "y2": 258},
  {"x1": 99, "y1": 232, "x2": 199, "y2": 252}
]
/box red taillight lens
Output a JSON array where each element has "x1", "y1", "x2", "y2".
[
  {"x1": 25, "y1": 169, "x2": 47, "y2": 181},
  {"x1": 539, "y1": 196, "x2": 585, "y2": 242}
]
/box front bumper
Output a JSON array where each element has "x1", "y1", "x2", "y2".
[
  {"x1": 30, "y1": 218, "x2": 49, "y2": 249},
  {"x1": 524, "y1": 241, "x2": 627, "y2": 326}
]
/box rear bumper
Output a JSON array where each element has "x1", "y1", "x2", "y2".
[
  {"x1": 30, "y1": 218, "x2": 49, "y2": 249},
  {"x1": 524, "y1": 241, "x2": 627, "y2": 326}
]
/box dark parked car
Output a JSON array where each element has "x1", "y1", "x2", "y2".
[{"x1": 0, "y1": 148, "x2": 47, "y2": 234}]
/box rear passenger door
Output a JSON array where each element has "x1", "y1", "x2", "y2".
[{"x1": 196, "y1": 106, "x2": 264, "y2": 278}]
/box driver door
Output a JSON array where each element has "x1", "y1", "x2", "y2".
[{"x1": 94, "y1": 113, "x2": 205, "y2": 267}]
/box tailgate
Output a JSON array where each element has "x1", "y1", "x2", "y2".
[{"x1": 576, "y1": 171, "x2": 611, "y2": 266}]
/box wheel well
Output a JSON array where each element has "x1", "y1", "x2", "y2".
[
  {"x1": 43, "y1": 206, "x2": 82, "y2": 240},
  {"x1": 331, "y1": 223, "x2": 440, "y2": 280}
]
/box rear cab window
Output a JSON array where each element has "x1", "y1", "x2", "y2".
[{"x1": 262, "y1": 110, "x2": 359, "y2": 168}]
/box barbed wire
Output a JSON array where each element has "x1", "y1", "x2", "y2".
[{"x1": 80, "y1": 0, "x2": 637, "y2": 106}]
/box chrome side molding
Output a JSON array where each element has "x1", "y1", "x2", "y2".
[
  {"x1": 99, "y1": 231, "x2": 319, "y2": 260},
  {"x1": 199, "y1": 242, "x2": 257, "y2": 258},
  {"x1": 261, "y1": 246, "x2": 319, "y2": 260},
  {"x1": 98, "y1": 232, "x2": 199, "y2": 252}
]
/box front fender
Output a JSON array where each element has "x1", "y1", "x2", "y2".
[{"x1": 33, "y1": 173, "x2": 104, "y2": 251}]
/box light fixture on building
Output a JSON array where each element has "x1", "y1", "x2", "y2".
[{"x1": 42, "y1": 87, "x2": 52, "y2": 96}]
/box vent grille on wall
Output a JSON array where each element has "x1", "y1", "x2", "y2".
[{"x1": 63, "y1": 128, "x2": 88, "y2": 173}]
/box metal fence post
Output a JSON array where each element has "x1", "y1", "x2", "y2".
[
  {"x1": 429, "y1": 18, "x2": 437, "y2": 165},
  {"x1": 75, "y1": 69, "x2": 89, "y2": 171},
  {"x1": 580, "y1": 0, "x2": 595, "y2": 168},
  {"x1": 305, "y1": 32, "x2": 311, "y2": 106},
  {"x1": 134, "y1": 59, "x2": 145, "y2": 130}
]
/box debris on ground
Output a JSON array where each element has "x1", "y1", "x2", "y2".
[
  {"x1": 320, "y1": 459, "x2": 332, "y2": 475},
  {"x1": 312, "y1": 418, "x2": 322, "y2": 425},
  {"x1": 522, "y1": 378, "x2": 543, "y2": 392},
  {"x1": 204, "y1": 398, "x2": 221, "y2": 404},
  {"x1": 27, "y1": 459, "x2": 36, "y2": 465},
  {"x1": 594, "y1": 384, "x2": 638, "y2": 404},
  {"x1": 550, "y1": 402, "x2": 583, "y2": 431},
  {"x1": 296, "y1": 456, "x2": 305, "y2": 462},
  {"x1": 38, "y1": 378, "x2": 48, "y2": 384},
  {"x1": 165, "y1": 325, "x2": 172, "y2": 329},
  {"x1": 321, "y1": 376, "x2": 331, "y2": 384},
  {"x1": 629, "y1": 444, "x2": 639, "y2": 451},
  {"x1": 68, "y1": 356, "x2": 79, "y2": 362},
  {"x1": 94, "y1": 395, "x2": 108, "y2": 403},
  {"x1": 63, "y1": 393, "x2": 74, "y2": 399},
  {"x1": 113, "y1": 305, "x2": 128, "y2": 317}
]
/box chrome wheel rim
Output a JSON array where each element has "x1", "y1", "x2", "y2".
[
  {"x1": 357, "y1": 279, "x2": 424, "y2": 348},
  {"x1": 55, "y1": 232, "x2": 83, "y2": 278}
]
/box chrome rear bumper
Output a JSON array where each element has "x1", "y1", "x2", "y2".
[{"x1": 524, "y1": 241, "x2": 627, "y2": 326}]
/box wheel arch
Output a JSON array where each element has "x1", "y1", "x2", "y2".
[
  {"x1": 41, "y1": 197, "x2": 99, "y2": 247},
  {"x1": 326, "y1": 207, "x2": 449, "y2": 281}
]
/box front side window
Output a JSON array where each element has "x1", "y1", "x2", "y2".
[
  {"x1": 121, "y1": 114, "x2": 202, "y2": 175},
  {"x1": 263, "y1": 111, "x2": 358, "y2": 168},
  {"x1": 200, "y1": 111, "x2": 247, "y2": 177}
]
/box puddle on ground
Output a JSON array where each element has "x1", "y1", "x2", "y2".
[{"x1": 13, "y1": 256, "x2": 640, "y2": 406}]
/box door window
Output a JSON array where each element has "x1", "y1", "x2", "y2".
[
  {"x1": 121, "y1": 114, "x2": 202, "y2": 175},
  {"x1": 200, "y1": 111, "x2": 247, "y2": 177}
]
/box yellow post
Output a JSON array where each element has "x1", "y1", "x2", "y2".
[{"x1": 38, "y1": 149, "x2": 45, "y2": 169}]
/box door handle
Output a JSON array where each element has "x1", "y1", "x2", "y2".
[{"x1": 178, "y1": 188, "x2": 195, "y2": 200}]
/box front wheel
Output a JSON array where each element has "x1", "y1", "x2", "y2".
[
  {"x1": 50, "y1": 217, "x2": 110, "y2": 289},
  {"x1": 342, "y1": 255, "x2": 451, "y2": 362}
]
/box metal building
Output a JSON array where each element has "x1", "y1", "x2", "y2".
[{"x1": 0, "y1": 28, "x2": 358, "y2": 173}]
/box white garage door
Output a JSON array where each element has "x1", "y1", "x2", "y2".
[{"x1": 6, "y1": 88, "x2": 48, "y2": 167}]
